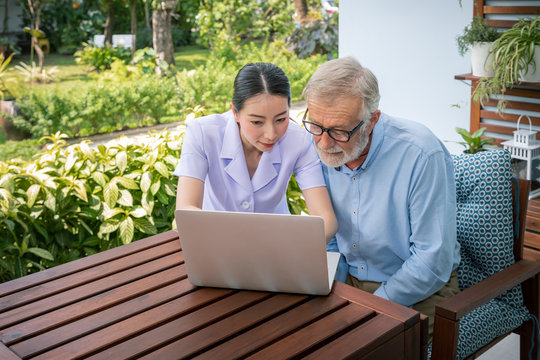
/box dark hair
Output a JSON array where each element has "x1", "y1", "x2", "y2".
[{"x1": 232, "y1": 62, "x2": 291, "y2": 112}]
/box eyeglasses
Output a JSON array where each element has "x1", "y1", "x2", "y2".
[{"x1": 302, "y1": 109, "x2": 365, "y2": 143}]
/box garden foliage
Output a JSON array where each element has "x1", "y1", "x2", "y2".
[
  {"x1": 0, "y1": 130, "x2": 183, "y2": 282},
  {"x1": 176, "y1": 40, "x2": 326, "y2": 115},
  {"x1": 288, "y1": 13, "x2": 339, "y2": 59},
  {"x1": 195, "y1": 0, "x2": 296, "y2": 48},
  {"x1": 11, "y1": 75, "x2": 179, "y2": 138},
  {"x1": 74, "y1": 43, "x2": 132, "y2": 71}
]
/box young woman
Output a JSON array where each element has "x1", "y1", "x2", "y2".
[{"x1": 174, "y1": 62, "x2": 337, "y2": 242}]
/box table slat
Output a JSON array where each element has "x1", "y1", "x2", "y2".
[
  {"x1": 303, "y1": 315, "x2": 403, "y2": 359},
  {"x1": 137, "y1": 293, "x2": 309, "y2": 360},
  {"x1": 85, "y1": 291, "x2": 274, "y2": 360},
  {"x1": 0, "y1": 241, "x2": 181, "y2": 312},
  {"x1": 0, "y1": 252, "x2": 183, "y2": 329},
  {"x1": 0, "y1": 264, "x2": 187, "y2": 345},
  {"x1": 194, "y1": 295, "x2": 349, "y2": 360},
  {"x1": 0, "y1": 342, "x2": 20, "y2": 360},
  {"x1": 28, "y1": 288, "x2": 233, "y2": 360},
  {"x1": 11, "y1": 279, "x2": 201, "y2": 358},
  {"x1": 0, "y1": 230, "x2": 179, "y2": 296},
  {"x1": 245, "y1": 303, "x2": 377, "y2": 359}
]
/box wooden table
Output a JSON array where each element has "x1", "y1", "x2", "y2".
[{"x1": 0, "y1": 230, "x2": 426, "y2": 360}]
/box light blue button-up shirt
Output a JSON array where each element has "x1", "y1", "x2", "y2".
[
  {"x1": 174, "y1": 111, "x2": 326, "y2": 213},
  {"x1": 324, "y1": 113, "x2": 461, "y2": 307}
]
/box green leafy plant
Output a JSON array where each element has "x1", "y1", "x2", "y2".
[
  {"x1": 473, "y1": 16, "x2": 540, "y2": 112},
  {"x1": 10, "y1": 75, "x2": 180, "y2": 138},
  {"x1": 15, "y1": 62, "x2": 59, "y2": 83},
  {"x1": 454, "y1": 127, "x2": 496, "y2": 154},
  {"x1": 288, "y1": 13, "x2": 338, "y2": 59},
  {"x1": 0, "y1": 139, "x2": 42, "y2": 162},
  {"x1": 0, "y1": 129, "x2": 184, "y2": 281},
  {"x1": 456, "y1": 17, "x2": 500, "y2": 56},
  {"x1": 74, "y1": 43, "x2": 131, "y2": 71},
  {"x1": 0, "y1": 53, "x2": 14, "y2": 99}
]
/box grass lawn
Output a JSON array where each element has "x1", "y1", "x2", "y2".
[{"x1": 4, "y1": 45, "x2": 210, "y2": 96}]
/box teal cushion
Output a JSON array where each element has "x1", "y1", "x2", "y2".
[
  {"x1": 427, "y1": 149, "x2": 531, "y2": 359},
  {"x1": 453, "y1": 149, "x2": 524, "y2": 307}
]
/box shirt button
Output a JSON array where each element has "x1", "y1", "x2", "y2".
[
  {"x1": 241, "y1": 201, "x2": 250, "y2": 209},
  {"x1": 360, "y1": 265, "x2": 365, "y2": 270},
  {"x1": 353, "y1": 210, "x2": 357, "y2": 215},
  {"x1": 352, "y1": 177, "x2": 356, "y2": 181},
  {"x1": 352, "y1": 243, "x2": 357, "y2": 248}
]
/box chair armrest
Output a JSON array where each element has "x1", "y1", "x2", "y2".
[{"x1": 436, "y1": 259, "x2": 540, "y2": 321}]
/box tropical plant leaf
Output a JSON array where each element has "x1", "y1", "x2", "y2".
[
  {"x1": 119, "y1": 217, "x2": 134, "y2": 244},
  {"x1": 27, "y1": 247, "x2": 54, "y2": 261},
  {"x1": 117, "y1": 189, "x2": 133, "y2": 207},
  {"x1": 26, "y1": 184, "x2": 41, "y2": 208},
  {"x1": 141, "y1": 172, "x2": 152, "y2": 193},
  {"x1": 133, "y1": 217, "x2": 157, "y2": 234}
]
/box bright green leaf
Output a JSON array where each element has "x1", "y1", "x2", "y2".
[
  {"x1": 117, "y1": 189, "x2": 133, "y2": 207},
  {"x1": 154, "y1": 161, "x2": 169, "y2": 178},
  {"x1": 116, "y1": 151, "x2": 128, "y2": 173},
  {"x1": 130, "y1": 208, "x2": 147, "y2": 218},
  {"x1": 104, "y1": 182, "x2": 119, "y2": 208},
  {"x1": 116, "y1": 176, "x2": 138, "y2": 190},
  {"x1": 26, "y1": 184, "x2": 41, "y2": 208},
  {"x1": 27, "y1": 247, "x2": 54, "y2": 261},
  {"x1": 133, "y1": 217, "x2": 157, "y2": 234},
  {"x1": 120, "y1": 217, "x2": 134, "y2": 244},
  {"x1": 141, "y1": 172, "x2": 152, "y2": 193},
  {"x1": 92, "y1": 172, "x2": 108, "y2": 188}
]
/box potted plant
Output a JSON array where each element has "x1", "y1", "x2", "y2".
[
  {"x1": 473, "y1": 16, "x2": 540, "y2": 112},
  {"x1": 457, "y1": 17, "x2": 500, "y2": 77},
  {"x1": 454, "y1": 127, "x2": 496, "y2": 154}
]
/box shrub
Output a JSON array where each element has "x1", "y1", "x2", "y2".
[
  {"x1": 11, "y1": 76, "x2": 180, "y2": 138},
  {"x1": 0, "y1": 130, "x2": 184, "y2": 281},
  {"x1": 288, "y1": 13, "x2": 338, "y2": 59},
  {"x1": 0, "y1": 139, "x2": 42, "y2": 162},
  {"x1": 74, "y1": 43, "x2": 132, "y2": 71},
  {"x1": 175, "y1": 40, "x2": 326, "y2": 112}
]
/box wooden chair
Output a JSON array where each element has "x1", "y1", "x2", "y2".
[{"x1": 431, "y1": 150, "x2": 540, "y2": 359}]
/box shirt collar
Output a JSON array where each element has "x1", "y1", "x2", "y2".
[{"x1": 220, "y1": 110, "x2": 282, "y2": 191}]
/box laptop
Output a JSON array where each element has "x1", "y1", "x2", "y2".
[{"x1": 174, "y1": 209, "x2": 340, "y2": 296}]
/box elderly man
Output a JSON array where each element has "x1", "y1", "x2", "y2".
[{"x1": 302, "y1": 57, "x2": 461, "y2": 337}]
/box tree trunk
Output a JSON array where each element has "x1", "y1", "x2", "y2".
[
  {"x1": 2, "y1": 0, "x2": 8, "y2": 35},
  {"x1": 34, "y1": 3, "x2": 44, "y2": 73},
  {"x1": 104, "y1": 0, "x2": 114, "y2": 46},
  {"x1": 152, "y1": 1, "x2": 176, "y2": 74},
  {"x1": 130, "y1": 0, "x2": 137, "y2": 58},
  {"x1": 294, "y1": 0, "x2": 309, "y2": 26},
  {"x1": 145, "y1": 0, "x2": 151, "y2": 31}
]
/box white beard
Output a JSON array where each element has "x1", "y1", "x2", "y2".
[{"x1": 316, "y1": 129, "x2": 370, "y2": 168}]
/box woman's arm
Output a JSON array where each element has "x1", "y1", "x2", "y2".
[
  {"x1": 176, "y1": 176, "x2": 205, "y2": 210},
  {"x1": 302, "y1": 186, "x2": 338, "y2": 243}
]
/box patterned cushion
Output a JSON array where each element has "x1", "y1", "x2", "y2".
[
  {"x1": 427, "y1": 149, "x2": 531, "y2": 359},
  {"x1": 428, "y1": 299, "x2": 530, "y2": 360},
  {"x1": 453, "y1": 149, "x2": 524, "y2": 306}
]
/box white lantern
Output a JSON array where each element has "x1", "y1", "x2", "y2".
[{"x1": 502, "y1": 115, "x2": 540, "y2": 198}]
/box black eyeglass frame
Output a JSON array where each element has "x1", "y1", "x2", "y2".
[{"x1": 302, "y1": 109, "x2": 365, "y2": 143}]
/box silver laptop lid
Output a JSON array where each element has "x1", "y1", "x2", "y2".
[{"x1": 175, "y1": 209, "x2": 337, "y2": 295}]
